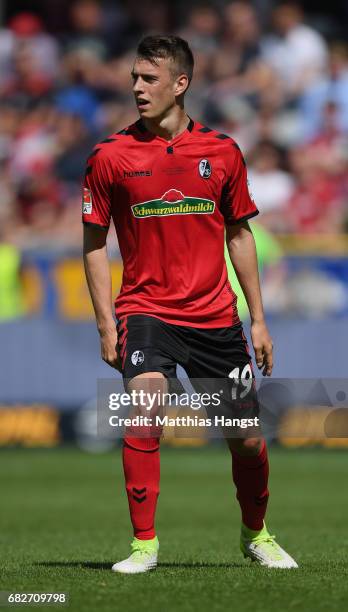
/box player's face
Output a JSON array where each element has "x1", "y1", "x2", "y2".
[{"x1": 132, "y1": 57, "x2": 186, "y2": 120}]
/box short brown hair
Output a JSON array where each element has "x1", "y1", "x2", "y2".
[{"x1": 137, "y1": 35, "x2": 194, "y2": 85}]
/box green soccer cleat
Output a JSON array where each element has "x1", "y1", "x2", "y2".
[
  {"x1": 240, "y1": 523, "x2": 298, "y2": 568},
  {"x1": 111, "y1": 536, "x2": 159, "y2": 574}
]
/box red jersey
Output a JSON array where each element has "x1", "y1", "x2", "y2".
[{"x1": 82, "y1": 118, "x2": 258, "y2": 328}]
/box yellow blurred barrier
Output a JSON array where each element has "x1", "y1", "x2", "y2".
[
  {"x1": 278, "y1": 407, "x2": 348, "y2": 448},
  {"x1": 54, "y1": 260, "x2": 123, "y2": 319},
  {"x1": 0, "y1": 406, "x2": 60, "y2": 447}
]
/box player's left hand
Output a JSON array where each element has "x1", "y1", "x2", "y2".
[{"x1": 250, "y1": 320, "x2": 273, "y2": 376}]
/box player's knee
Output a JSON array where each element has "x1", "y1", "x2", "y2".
[
  {"x1": 241, "y1": 437, "x2": 263, "y2": 455},
  {"x1": 228, "y1": 436, "x2": 264, "y2": 456},
  {"x1": 127, "y1": 371, "x2": 168, "y2": 408}
]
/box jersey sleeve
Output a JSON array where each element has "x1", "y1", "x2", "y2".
[
  {"x1": 82, "y1": 151, "x2": 114, "y2": 229},
  {"x1": 221, "y1": 144, "x2": 259, "y2": 225}
]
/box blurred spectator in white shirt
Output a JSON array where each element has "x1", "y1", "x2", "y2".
[
  {"x1": 262, "y1": 2, "x2": 328, "y2": 100},
  {"x1": 299, "y1": 43, "x2": 348, "y2": 141},
  {"x1": 248, "y1": 141, "x2": 294, "y2": 231},
  {"x1": 0, "y1": 12, "x2": 59, "y2": 86}
]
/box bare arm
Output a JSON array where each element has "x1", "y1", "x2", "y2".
[
  {"x1": 226, "y1": 221, "x2": 273, "y2": 376},
  {"x1": 83, "y1": 225, "x2": 120, "y2": 370}
]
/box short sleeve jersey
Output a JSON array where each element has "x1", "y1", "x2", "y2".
[{"x1": 82, "y1": 119, "x2": 258, "y2": 328}]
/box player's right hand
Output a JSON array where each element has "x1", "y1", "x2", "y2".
[
  {"x1": 250, "y1": 319, "x2": 273, "y2": 377},
  {"x1": 100, "y1": 327, "x2": 122, "y2": 371}
]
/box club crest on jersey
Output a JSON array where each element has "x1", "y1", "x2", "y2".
[
  {"x1": 131, "y1": 189, "x2": 215, "y2": 219},
  {"x1": 82, "y1": 188, "x2": 93, "y2": 214},
  {"x1": 199, "y1": 159, "x2": 211, "y2": 179},
  {"x1": 131, "y1": 350, "x2": 145, "y2": 366}
]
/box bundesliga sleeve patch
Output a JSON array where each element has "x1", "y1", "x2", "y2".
[{"x1": 82, "y1": 188, "x2": 93, "y2": 215}]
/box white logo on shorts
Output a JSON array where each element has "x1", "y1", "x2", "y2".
[{"x1": 131, "y1": 350, "x2": 145, "y2": 366}]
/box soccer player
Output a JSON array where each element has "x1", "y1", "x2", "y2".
[{"x1": 82, "y1": 35, "x2": 298, "y2": 572}]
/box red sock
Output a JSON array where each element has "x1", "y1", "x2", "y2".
[
  {"x1": 231, "y1": 440, "x2": 269, "y2": 531},
  {"x1": 122, "y1": 436, "x2": 160, "y2": 540}
]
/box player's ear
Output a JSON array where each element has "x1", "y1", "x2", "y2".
[{"x1": 174, "y1": 73, "x2": 189, "y2": 97}]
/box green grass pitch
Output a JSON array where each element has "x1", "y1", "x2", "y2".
[{"x1": 1, "y1": 446, "x2": 347, "y2": 612}]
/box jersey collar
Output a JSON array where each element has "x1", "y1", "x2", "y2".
[{"x1": 135, "y1": 117, "x2": 195, "y2": 145}]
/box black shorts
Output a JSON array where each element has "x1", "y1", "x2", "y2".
[
  {"x1": 116, "y1": 314, "x2": 259, "y2": 423},
  {"x1": 117, "y1": 314, "x2": 253, "y2": 382}
]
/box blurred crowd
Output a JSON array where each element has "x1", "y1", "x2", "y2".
[{"x1": 1, "y1": 0, "x2": 348, "y2": 250}]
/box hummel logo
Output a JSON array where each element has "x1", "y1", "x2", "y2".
[{"x1": 124, "y1": 170, "x2": 152, "y2": 178}]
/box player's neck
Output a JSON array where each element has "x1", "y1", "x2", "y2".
[{"x1": 141, "y1": 108, "x2": 190, "y2": 142}]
